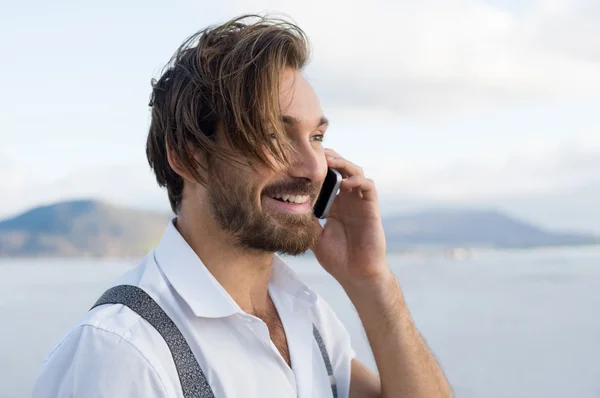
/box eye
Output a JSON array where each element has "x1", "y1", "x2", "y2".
[{"x1": 312, "y1": 134, "x2": 325, "y2": 142}]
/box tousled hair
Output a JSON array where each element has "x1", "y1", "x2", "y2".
[{"x1": 146, "y1": 14, "x2": 310, "y2": 213}]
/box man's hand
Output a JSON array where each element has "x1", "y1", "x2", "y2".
[
  {"x1": 311, "y1": 148, "x2": 390, "y2": 289},
  {"x1": 311, "y1": 149, "x2": 454, "y2": 398}
]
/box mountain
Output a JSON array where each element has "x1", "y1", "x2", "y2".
[
  {"x1": 383, "y1": 209, "x2": 599, "y2": 249},
  {"x1": 0, "y1": 199, "x2": 171, "y2": 258},
  {"x1": 0, "y1": 200, "x2": 597, "y2": 257}
]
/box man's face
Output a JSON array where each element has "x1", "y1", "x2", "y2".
[{"x1": 207, "y1": 69, "x2": 329, "y2": 255}]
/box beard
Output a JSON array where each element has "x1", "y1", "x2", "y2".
[{"x1": 207, "y1": 161, "x2": 320, "y2": 255}]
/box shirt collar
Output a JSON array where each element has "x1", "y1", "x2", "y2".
[
  {"x1": 154, "y1": 218, "x2": 242, "y2": 318},
  {"x1": 270, "y1": 255, "x2": 318, "y2": 306},
  {"x1": 154, "y1": 218, "x2": 317, "y2": 319}
]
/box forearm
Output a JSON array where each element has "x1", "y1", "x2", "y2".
[{"x1": 344, "y1": 271, "x2": 453, "y2": 398}]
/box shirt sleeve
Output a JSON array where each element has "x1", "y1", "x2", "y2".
[
  {"x1": 31, "y1": 324, "x2": 170, "y2": 398},
  {"x1": 313, "y1": 294, "x2": 357, "y2": 398}
]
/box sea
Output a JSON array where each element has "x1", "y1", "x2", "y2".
[{"x1": 1, "y1": 246, "x2": 599, "y2": 398}]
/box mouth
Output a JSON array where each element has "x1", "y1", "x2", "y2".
[{"x1": 264, "y1": 193, "x2": 312, "y2": 214}]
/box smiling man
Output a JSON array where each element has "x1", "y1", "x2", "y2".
[{"x1": 32, "y1": 15, "x2": 452, "y2": 398}]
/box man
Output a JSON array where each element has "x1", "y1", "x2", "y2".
[{"x1": 32, "y1": 15, "x2": 452, "y2": 398}]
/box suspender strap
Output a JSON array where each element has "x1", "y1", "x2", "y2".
[
  {"x1": 313, "y1": 324, "x2": 338, "y2": 398},
  {"x1": 91, "y1": 285, "x2": 214, "y2": 398},
  {"x1": 91, "y1": 284, "x2": 337, "y2": 398}
]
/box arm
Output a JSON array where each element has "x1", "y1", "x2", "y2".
[
  {"x1": 32, "y1": 324, "x2": 170, "y2": 398},
  {"x1": 346, "y1": 272, "x2": 453, "y2": 398},
  {"x1": 312, "y1": 149, "x2": 453, "y2": 398}
]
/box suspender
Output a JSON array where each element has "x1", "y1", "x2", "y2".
[
  {"x1": 91, "y1": 285, "x2": 212, "y2": 397},
  {"x1": 312, "y1": 324, "x2": 338, "y2": 398},
  {"x1": 91, "y1": 285, "x2": 338, "y2": 398}
]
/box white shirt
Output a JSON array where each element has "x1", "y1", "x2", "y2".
[{"x1": 32, "y1": 219, "x2": 356, "y2": 398}]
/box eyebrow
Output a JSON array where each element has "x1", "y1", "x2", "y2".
[{"x1": 281, "y1": 115, "x2": 329, "y2": 129}]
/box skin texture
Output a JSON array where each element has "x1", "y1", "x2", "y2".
[{"x1": 167, "y1": 68, "x2": 453, "y2": 397}]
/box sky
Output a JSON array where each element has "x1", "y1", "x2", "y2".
[{"x1": 1, "y1": 0, "x2": 599, "y2": 232}]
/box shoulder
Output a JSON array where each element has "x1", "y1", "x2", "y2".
[
  {"x1": 32, "y1": 317, "x2": 172, "y2": 398},
  {"x1": 32, "y1": 257, "x2": 176, "y2": 398}
]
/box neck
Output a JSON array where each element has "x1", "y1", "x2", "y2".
[{"x1": 175, "y1": 204, "x2": 274, "y2": 316}]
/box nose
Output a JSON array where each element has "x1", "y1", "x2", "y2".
[{"x1": 286, "y1": 139, "x2": 326, "y2": 184}]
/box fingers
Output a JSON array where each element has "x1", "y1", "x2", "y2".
[
  {"x1": 340, "y1": 175, "x2": 378, "y2": 202},
  {"x1": 325, "y1": 149, "x2": 364, "y2": 178},
  {"x1": 324, "y1": 148, "x2": 377, "y2": 201}
]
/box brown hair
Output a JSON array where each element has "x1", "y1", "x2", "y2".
[{"x1": 146, "y1": 14, "x2": 311, "y2": 213}]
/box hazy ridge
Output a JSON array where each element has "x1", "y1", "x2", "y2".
[{"x1": 0, "y1": 199, "x2": 597, "y2": 257}]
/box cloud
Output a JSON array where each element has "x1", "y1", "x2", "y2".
[
  {"x1": 372, "y1": 131, "x2": 600, "y2": 232},
  {"x1": 0, "y1": 158, "x2": 40, "y2": 219},
  {"x1": 531, "y1": 0, "x2": 600, "y2": 62},
  {"x1": 221, "y1": 0, "x2": 600, "y2": 114},
  {"x1": 47, "y1": 165, "x2": 169, "y2": 210},
  {"x1": 0, "y1": 159, "x2": 169, "y2": 219},
  {"x1": 376, "y1": 132, "x2": 600, "y2": 201},
  {"x1": 362, "y1": 125, "x2": 600, "y2": 233},
  {"x1": 2, "y1": 0, "x2": 599, "y2": 231},
  {"x1": 0, "y1": 158, "x2": 30, "y2": 193}
]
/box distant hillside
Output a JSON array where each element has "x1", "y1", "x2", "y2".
[
  {"x1": 0, "y1": 200, "x2": 171, "y2": 257},
  {"x1": 383, "y1": 209, "x2": 599, "y2": 249},
  {"x1": 0, "y1": 201, "x2": 597, "y2": 257}
]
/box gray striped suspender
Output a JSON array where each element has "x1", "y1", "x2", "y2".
[{"x1": 91, "y1": 285, "x2": 338, "y2": 398}]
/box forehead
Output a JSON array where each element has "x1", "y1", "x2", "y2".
[{"x1": 278, "y1": 69, "x2": 323, "y2": 128}]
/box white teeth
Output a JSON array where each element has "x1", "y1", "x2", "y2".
[
  {"x1": 288, "y1": 195, "x2": 309, "y2": 204},
  {"x1": 269, "y1": 193, "x2": 310, "y2": 204}
]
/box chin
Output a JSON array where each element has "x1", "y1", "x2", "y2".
[{"x1": 238, "y1": 219, "x2": 317, "y2": 256}]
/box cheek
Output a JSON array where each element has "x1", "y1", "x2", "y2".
[
  {"x1": 317, "y1": 156, "x2": 328, "y2": 183},
  {"x1": 252, "y1": 169, "x2": 277, "y2": 197}
]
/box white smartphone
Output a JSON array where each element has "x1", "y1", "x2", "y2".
[{"x1": 313, "y1": 168, "x2": 343, "y2": 219}]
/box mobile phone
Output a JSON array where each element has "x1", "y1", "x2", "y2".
[{"x1": 313, "y1": 168, "x2": 343, "y2": 219}]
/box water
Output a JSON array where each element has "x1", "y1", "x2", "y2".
[{"x1": 1, "y1": 247, "x2": 599, "y2": 398}]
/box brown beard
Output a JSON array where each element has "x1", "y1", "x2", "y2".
[{"x1": 207, "y1": 161, "x2": 320, "y2": 255}]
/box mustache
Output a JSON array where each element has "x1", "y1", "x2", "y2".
[{"x1": 262, "y1": 179, "x2": 320, "y2": 197}]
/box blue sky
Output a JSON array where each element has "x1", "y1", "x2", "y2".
[{"x1": 1, "y1": 0, "x2": 600, "y2": 232}]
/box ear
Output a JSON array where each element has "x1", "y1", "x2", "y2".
[{"x1": 166, "y1": 144, "x2": 206, "y2": 184}]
